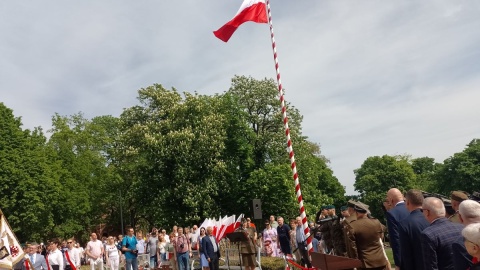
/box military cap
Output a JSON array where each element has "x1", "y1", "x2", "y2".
[
  {"x1": 347, "y1": 200, "x2": 357, "y2": 208},
  {"x1": 321, "y1": 205, "x2": 328, "y2": 210},
  {"x1": 326, "y1": 205, "x2": 335, "y2": 210},
  {"x1": 340, "y1": 206, "x2": 348, "y2": 211},
  {"x1": 451, "y1": 191, "x2": 469, "y2": 202},
  {"x1": 354, "y1": 203, "x2": 368, "y2": 213},
  {"x1": 356, "y1": 201, "x2": 370, "y2": 210}
]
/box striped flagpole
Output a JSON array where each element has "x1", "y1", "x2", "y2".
[{"x1": 264, "y1": 0, "x2": 313, "y2": 254}]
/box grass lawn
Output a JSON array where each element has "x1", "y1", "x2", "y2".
[{"x1": 385, "y1": 247, "x2": 395, "y2": 267}]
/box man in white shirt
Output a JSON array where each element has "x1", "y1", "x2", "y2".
[
  {"x1": 86, "y1": 232, "x2": 105, "y2": 270},
  {"x1": 64, "y1": 239, "x2": 81, "y2": 270}
]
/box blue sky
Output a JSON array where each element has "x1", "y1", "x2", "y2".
[{"x1": 1, "y1": 1, "x2": 479, "y2": 195}]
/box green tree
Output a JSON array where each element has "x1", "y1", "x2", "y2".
[
  {"x1": 354, "y1": 155, "x2": 416, "y2": 220},
  {"x1": 435, "y1": 139, "x2": 480, "y2": 194},
  {"x1": 46, "y1": 113, "x2": 118, "y2": 240},
  {"x1": 116, "y1": 85, "x2": 231, "y2": 226},
  {"x1": 411, "y1": 157, "x2": 438, "y2": 191},
  {"x1": 0, "y1": 103, "x2": 55, "y2": 241}
]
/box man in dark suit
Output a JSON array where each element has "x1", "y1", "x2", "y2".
[
  {"x1": 202, "y1": 226, "x2": 220, "y2": 270},
  {"x1": 385, "y1": 188, "x2": 409, "y2": 269},
  {"x1": 348, "y1": 203, "x2": 387, "y2": 270},
  {"x1": 421, "y1": 197, "x2": 468, "y2": 270},
  {"x1": 398, "y1": 189, "x2": 429, "y2": 270},
  {"x1": 22, "y1": 242, "x2": 48, "y2": 270}
]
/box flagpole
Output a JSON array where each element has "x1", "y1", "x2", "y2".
[{"x1": 264, "y1": 0, "x2": 313, "y2": 255}]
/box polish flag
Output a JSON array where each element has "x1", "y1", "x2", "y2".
[
  {"x1": 214, "y1": 0, "x2": 268, "y2": 42},
  {"x1": 217, "y1": 215, "x2": 236, "y2": 241}
]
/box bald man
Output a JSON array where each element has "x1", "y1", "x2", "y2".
[
  {"x1": 385, "y1": 188, "x2": 409, "y2": 269},
  {"x1": 421, "y1": 197, "x2": 467, "y2": 270}
]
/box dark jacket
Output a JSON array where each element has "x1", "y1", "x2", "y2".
[
  {"x1": 386, "y1": 201, "x2": 409, "y2": 266},
  {"x1": 398, "y1": 208, "x2": 430, "y2": 270},
  {"x1": 421, "y1": 217, "x2": 467, "y2": 270},
  {"x1": 202, "y1": 235, "x2": 220, "y2": 260}
]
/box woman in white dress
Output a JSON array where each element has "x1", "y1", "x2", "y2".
[{"x1": 105, "y1": 236, "x2": 120, "y2": 270}]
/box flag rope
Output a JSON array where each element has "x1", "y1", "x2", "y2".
[{"x1": 264, "y1": 0, "x2": 313, "y2": 255}]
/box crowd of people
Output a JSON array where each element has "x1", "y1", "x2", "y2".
[
  {"x1": 15, "y1": 188, "x2": 480, "y2": 270},
  {"x1": 303, "y1": 188, "x2": 480, "y2": 270}
]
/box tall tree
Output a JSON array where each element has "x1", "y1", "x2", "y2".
[
  {"x1": 435, "y1": 139, "x2": 480, "y2": 195},
  {"x1": 354, "y1": 155, "x2": 416, "y2": 220},
  {"x1": 0, "y1": 103, "x2": 55, "y2": 241}
]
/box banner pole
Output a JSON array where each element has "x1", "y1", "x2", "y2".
[{"x1": 264, "y1": 0, "x2": 313, "y2": 255}]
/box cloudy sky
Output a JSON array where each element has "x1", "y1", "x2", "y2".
[{"x1": 2, "y1": 1, "x2": 480, "y2": 195}]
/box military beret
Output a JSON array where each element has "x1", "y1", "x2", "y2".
[
  {"x1": 321, "y1": 205, "x2": 328, "y2": 210},
  {"x1": 451, "y1": 191, "x2": 469, "y2": 202},
  {"x1": 340, "y1": 206, "x2": 348, "y2": 211},
  {"x1": 326, "y1": 205, "x2": 335, "y2": 210}
]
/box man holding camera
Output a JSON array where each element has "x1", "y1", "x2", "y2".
[
  {"x1": 122, "y1": 227, "x2": 139, "y2": 270},
  {"x1": 173, "y1": 227, "x2": 192, "y2": 270}
]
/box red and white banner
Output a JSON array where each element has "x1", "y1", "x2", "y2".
[
  {"x1": 193, "y1": 214, "x2": 244, "y2": 242},
  {"x1": 0, "y1": 209, "x2": 25, "y2": 270},
  {"x1": 213, "y1": 0, "x2": 268, "y2": 42}
]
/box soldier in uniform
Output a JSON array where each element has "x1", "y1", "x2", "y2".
[
  {"x1": 449, "y1": 191, "x2": 470, "y2": 223},
  {"x1": 235, "y1": 218, "x2": 257, "y2": 270},
  {"x1": 328, "y1": 206, "x2": 346, "y2": 256},
  {"x1": 348, "y1": 203, "x2": 387, "y2": 270},
  {"x1": 319, "y1": 205, "x2": 334, "y2": 254},
  {"x1": 343, "y1": 200, "x2": 359, "y2": 259}
]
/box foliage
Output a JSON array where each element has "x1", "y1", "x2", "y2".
[
  {"x1": 434, "y1": 139, "x2": 480, "y2": 195},
  {"x1": 260, "y1": 256, "x2": 286, "y2": 270},
  {"x1": 0, "y1": 75, "x2": 347, "y2": 242},
  {"x1": 354, "y1": 155, "x2": 416, "y2": 220}
]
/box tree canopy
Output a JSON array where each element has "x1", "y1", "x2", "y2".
[{"x1": 0, "y1": 75, "x2": 344, "y2": 242}]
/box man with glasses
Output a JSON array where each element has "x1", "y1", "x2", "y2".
[
  {"x1": 122, "y1": 227, "x2": 139, "y2": 270},
  {"x1": 86, "y1": 233, "x2": 104, "y2": 270},
  {"x1": 22, "y1": 242, "x2": 47, "y2": 270},
  {"x1": 420, "y1": 197, "x2": 467, "y2": 270},
  {"x1": 64, "y1": 239, "x2": 81, "y2": 270}
]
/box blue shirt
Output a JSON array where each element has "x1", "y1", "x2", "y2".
[
  {"x1": 296, "y1": 225, "x2": 305, "y2": 246},
  {"x1": 122, "y1": 235, "x2": 138, "y2": 259}
]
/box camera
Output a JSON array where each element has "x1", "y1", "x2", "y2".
[
  {"x1": 132, "y1": 249, "x2": 138, "y2": 254},
  {"x1": 180, "y1": 244, "x2": 184, "y2": 249}
]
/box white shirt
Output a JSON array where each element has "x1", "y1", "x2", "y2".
[
  {"x1": 164, "y1": 235, "x2": 170, "y2": 243},
  {"x1": 48, "y1": 249, "x2": 64, "y2": 270},
  {"x1": 65, "y1": 248, "x2": 80, "y2": 267},
  {"x1": 209, "y1": 236, "x2": 218, "y2": 252}
]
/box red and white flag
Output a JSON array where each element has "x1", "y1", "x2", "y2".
[
  {"x1": 0, "y1": 209, "x2": 25, "y2": 270},
  {"x1": 213, "y1": 0, "x2": 268, "y2": 42}
]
